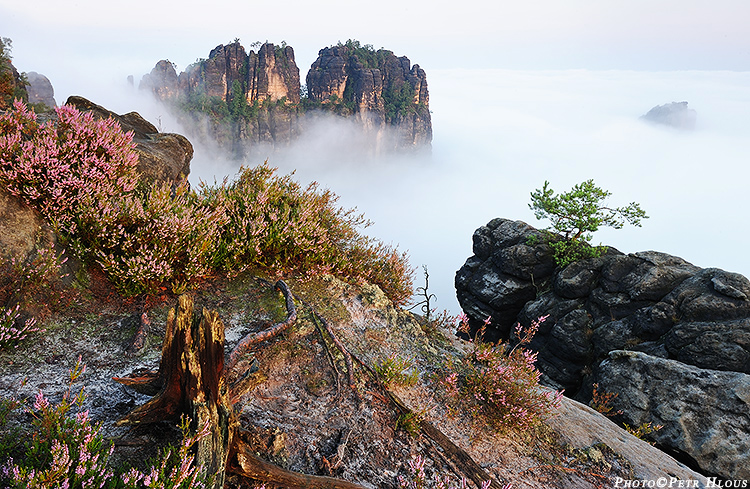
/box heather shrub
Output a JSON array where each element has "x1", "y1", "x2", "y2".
[
  {"x1": 0, "y1": 243, "x2": 71, "y2": 314},
  {"x1": 0, "y1": 304, "x2": 39, "y2": 350},
  {"x1": 204, "y1": 163, "x2": 414, "y2": 304},
  {"x1": 76, "y1": 181, "x2": 228, "y2": 296},
  {"x1": 437, "y1": 315, "x2": 562, "y2": 433},
  {"x1": 0, "y1": 359, "x2": 211, "y2": 488},
  {"x1": 0, "y1": 100, "x2": 413, "y2": 303},
  {"x1": 0, "y1": 100, "x2": 139, "y2": 235}
]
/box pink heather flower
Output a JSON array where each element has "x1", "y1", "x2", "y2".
[{"x1": 33, "y1": 390, "x2": 49, "y2": 411}]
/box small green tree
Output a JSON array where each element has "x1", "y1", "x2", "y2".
[{"x1": 529, "y1": 180, "x2": 648, "y2": 267}]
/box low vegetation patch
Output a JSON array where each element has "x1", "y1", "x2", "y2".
[
  {"x1": 437, "y1": 315, "x2": 563, "y2": 434},
  {"x1": 0, "y1": 100, "x2": 413, "y2": 305}
]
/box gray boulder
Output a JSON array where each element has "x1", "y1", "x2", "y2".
[
  {"x1": 25, "y1": 71, "x2": 56, "y2": 108},
  {"x1": 598, "y1": 351, "x2": 750, "y2": 480}
]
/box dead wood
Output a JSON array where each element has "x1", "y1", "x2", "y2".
[
  {"x1": 114, "y1": 281, "x2": 367, "y2": 489},
  {"x1": 227, "y1": 280, "x2": 297, "y2": 371},
  {"x1": 114, "y1": 294, "x2": 233, "y2": 486},
  {"x1": 228, "y1": 429, "x2": 367, "y2": 489},
  {"x1": 125, "y1": 311, "x2": 150, "y2": 357}
]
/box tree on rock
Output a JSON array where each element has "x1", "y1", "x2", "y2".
[{"x1": 529, "y1": 179, "x2": 648, "y2": 267}]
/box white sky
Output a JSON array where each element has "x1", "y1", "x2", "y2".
[{"x1": 2, "y1": 0, "x2": 749, "y2": 79}]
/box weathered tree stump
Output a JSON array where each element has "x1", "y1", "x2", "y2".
[
  {"x1": 115, "y1": 294, "x2": 233, "y2": 486},
  {"x1": 114, "y1": 281, "x2": 367, "y2": 489}
]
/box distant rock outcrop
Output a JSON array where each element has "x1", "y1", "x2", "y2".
[
  {"x1": 139, "y1": 40, "x2": 431, "y2": 158},
  {"x1": 306, "y1": 42, "x2": 432, "y2": 149},
  {"x1": 66, "y1": 96, "x2": 192, "y2": 186},
  {"x1": 455, "y1": 217, "x2": 750, "y2": 479},
  {"x1": 640, "y1": 101, "x2": 697, "y2": 130},
  {"x1": 25, "y1": 71, "x2": 56, "y2": 108}
]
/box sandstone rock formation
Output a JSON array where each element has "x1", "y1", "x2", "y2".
[
  {"x1": 139, "y1": 39, "x2": 432, "y2": 158},
  {"x1": 25, "y1": 71, "x2": 56, "y2": 108},
  {"x1": 65, "y1": 96, "x2": 192, "y2": 186},
  {"x1": 640, "y1": 101, "x2": 697, "y2": 130},
  {"x1": 455, "y1": 217, "x2": 750, "y2": 479},
  {"x1": 0, "y1": 189, "x2": 54, "y2": 264},
  {"x1": 140, "y1": 41, "x2": 302, "y2": 156},
  {"x1": 598, "y1": 351, "x2": 750, "y2": 480},
  {"x1": 0, "y1": 51, "x2": 27, "y2": 109},
  {"x1": 306, "y1": 42, "x2": 432, "y2": 150},
  {"x1": 549, "y1": 394, "x2": 707, "y2": 485}
]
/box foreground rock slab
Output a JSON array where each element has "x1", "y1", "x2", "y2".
[{"x1": 598, "y1": 350, "x2": 750, "y2": 480}]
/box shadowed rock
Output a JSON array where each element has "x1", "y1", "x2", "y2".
[
  {"x1": 456, "y1": 217, "x2": 750, "y2": 479},
  {"x1": 598, "y1": 351, "x2": 750, "y2": 480},
  {"x1": 640, "y1": 101, "x2": 697, "y2": 130}
]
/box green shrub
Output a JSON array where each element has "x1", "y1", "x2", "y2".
[{"x1": 374, "y1": 354, "x2": 419, "y2": 388}]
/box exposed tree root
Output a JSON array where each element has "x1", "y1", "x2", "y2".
[
  {"x1": 227, "y1": 429, "x2": 367, "y2": 489},
  {"x1": 227, "y1": 280, "x2": 297, "y2": 371}
]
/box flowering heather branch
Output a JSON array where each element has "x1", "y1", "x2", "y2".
[
  {"x1": 438, "y1": 315, "x2": 562, "y2": 434},
  {"x1": 3, "y1": 359, "x2": 211, "y2": 488},
  {"x1": 0, "y1": 99, "x2": 139, "y2": 234},
  {"x1": 0, "y1": 304, "x2": 39, "y2": 350}
]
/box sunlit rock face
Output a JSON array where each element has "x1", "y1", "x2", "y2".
[
  {"x1": 138, "y1": 60, "x2": 180, "y2": 100},
  {"x1": 456, "y1": 217, "x2": 750, "y2": 479},
  {"x1": 307, "y1": 45, "x2": 432, "y2": 150},
  {"x1": 141, "y1": 41, "x2": 300, "y2": 106},
  {"x1": 640, "y1": 101, "x2": 697, "y2": 130},
  {"x1": 139, "y1": 40, "x2": 432, "y2": 157}
]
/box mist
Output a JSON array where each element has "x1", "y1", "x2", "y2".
[{"x1": 110, "y1": 69, "x2": 749, "y2": 315}]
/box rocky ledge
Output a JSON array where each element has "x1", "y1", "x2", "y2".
[{"x1": 455, "y1": 217, "x2": 750, "y2": 480}]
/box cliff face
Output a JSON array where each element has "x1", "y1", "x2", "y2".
[
  {"x1": 0, "y1": 54, "x2": 27, "y2": 110},
  {"x1": 306, "y1": 42, "x2": 432, "y2": 149},
  {"x1": 139, "y1": 40, "x2": 431, "y2": 158},
  {"x1": 140, "y1": 41, "x2": 301, "y2": 157}
]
